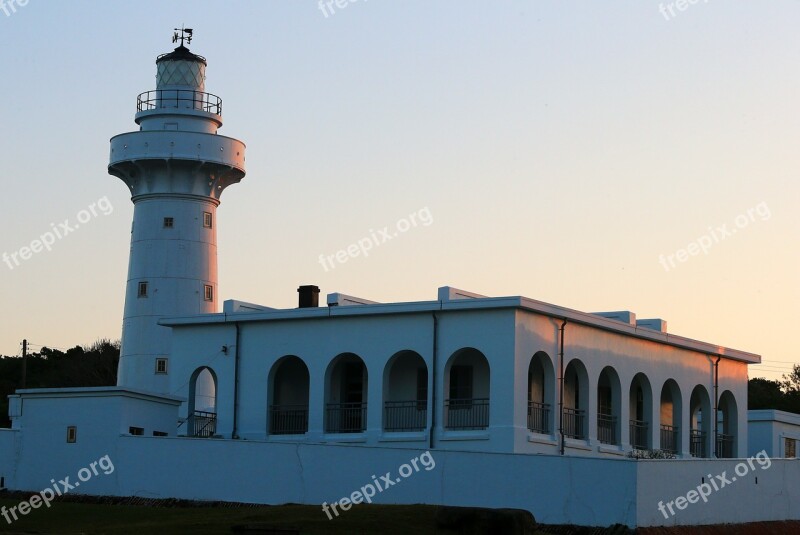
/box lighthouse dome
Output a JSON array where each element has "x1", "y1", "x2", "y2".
[{"x1": 155, "y1": 45, "x2": 206, "y2": 91}]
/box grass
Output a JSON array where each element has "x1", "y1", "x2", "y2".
[{"x1": 0, "y1": 499, "x2": 475, "y2": 535}]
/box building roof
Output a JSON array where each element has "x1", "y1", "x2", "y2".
[{"x1": 159, "y1": 287, "x2": 761, "y2": 364}]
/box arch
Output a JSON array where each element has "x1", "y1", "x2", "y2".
[
  {"x1": 717, "y1": 390, "x2": 738, "y2": 458},
  {"x1": 689, "y1": 384, "x2": 712, "y2": 458},
  {"x1": 324, "y1": 353, "x2": 368, "y2": 433},
  {"x1": 382, "y1": 350, "x2": 428, "y2": 432},
  {"x1": 629, "y1": 373, "x2": 653, "y2": 449},
  {"x1": 562, "y1": 358, "x2": 589, "y2": 440},
  {"x1": 188, "y1": 366, "x2": 217, "y2": 437},
  {"x1": 597, "y1": 366, "x2": 622, "y2": 445},
  {"x1": 659, "y1": 379, "x2": 683, "y2": 454},
  {"x1": 268, "y1": 356, "x2": 310, "y2": 435},
  {"x1": 444, "y1": 347, "x2": 490, "y2": 430},
  {"x1": 528, "y1": 351, "x2": 555, "y2": 435}
]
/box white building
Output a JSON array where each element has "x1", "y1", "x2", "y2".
[{"x1": 1, "y1": 37, "x2": 798, "y2": 529}]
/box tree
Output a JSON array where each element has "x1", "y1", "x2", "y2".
[{"x1": 781, "y1": 364, "x2": 800, "y2": 394}]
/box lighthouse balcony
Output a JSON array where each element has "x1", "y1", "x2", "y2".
[
  {"x1": 137, "y1": 89, "x2": 222, "y2": 115},
  {"x1": 109, "y1": 130, "x2": 246, "y2": 174}
]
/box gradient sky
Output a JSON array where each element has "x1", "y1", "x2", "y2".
[{"x1": 0, "y1": 1, "x2": 797, "y2": 382}]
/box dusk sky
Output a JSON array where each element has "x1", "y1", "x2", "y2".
[{"x1": 0, "y1": 1, "x2": 797, "y2": 381}]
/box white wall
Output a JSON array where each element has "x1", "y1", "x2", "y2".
[
  {"x1": 0, "y1": 429, "x2": 18, "y2": 488},
  {"x1": 6, "y1": 431, "x2": 799, "y2": 528},
  {"x1": 513, "y1": 310, "x2": 750, "y2": 457},
  {"x1": 636, "y1": 456, "x2": 800, "y2": 526},
  {"x1": 748, "y1": 410, "x2": 800, "y2": 458}
]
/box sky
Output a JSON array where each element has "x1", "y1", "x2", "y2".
[{"x1": 0, "y1": 1, "x2": 797, "y2": 382}]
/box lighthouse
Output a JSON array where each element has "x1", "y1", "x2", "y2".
[{"x1": 108, "y1": 30, "x2": 246, "y2": 393}]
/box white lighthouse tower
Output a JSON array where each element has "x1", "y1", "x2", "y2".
[{"x1": 108, "y1": 30, "x2": 246, "y2": 393}]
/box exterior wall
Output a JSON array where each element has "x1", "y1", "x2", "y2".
[
  {"x1": 4, "y1": 430, "x2": 799, "y2": 528},
  {"x1": 0, "y1": 429, "x2": 19, "y2": 488},
  {"x1": 165, "y1": 306, "x2": 749, "y2": 459},
  {"x1": 636, "y1": 457, "x2": 800, "y2": 526},
  {"x1": 748, "y1": 410, "x2": 800, "y2": 458},
  {"x1": 168, "y1": 309, "x2": 516, "y2": 452},
  {"x1": 514, "y1": 310, "x2": 749, "y2": 458}
]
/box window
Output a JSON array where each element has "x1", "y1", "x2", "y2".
[
  {"x1": 449, "y1": 365, "x2": 473, "y2": 400},
  {"x1": 155, "y1": 357, "x2": 168, "y2": 374},
  {"x1": 66, "y1": 426, "x2": 77, "y2": 443},
  {"x1": 138, "y1": 281, "x2": 148, "y2": 298},
  {"x1": 129, "y1": 426, "x2": 144, "y2": 436},
  {"x1": 204, "y1": 285, "x2": 214, "y2": 302},
  {"x1": 203, "y1": 212, "x2": 213, "y2": 228},
  {"x1": 153, "y1": 431, "x2": 168, "y2": 437},
  {"x1": 786, "y1": 438, "x2": 797, "y2": 458},
  {"x1": 163, "y1": 217, "x2": 174, "y2": 228}
]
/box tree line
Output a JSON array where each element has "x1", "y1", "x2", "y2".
[{"x1": 0, "y1": 339, "x2": 119, "y2": 427}]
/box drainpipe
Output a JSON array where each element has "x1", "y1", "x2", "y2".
[
  {"x1": 559, "y1": 318, "x2": 567, "y2": 456},
  {"x1": 429, "y1": 311, "x2": 439, "y2": 450},
  {"x1": 713, "y1": 355, "x2": 721, "y2": 457},
  {"x1": 232, "y1": 322, "x2": 241, "y2": 439}
]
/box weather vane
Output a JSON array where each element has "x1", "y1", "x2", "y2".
[{"x1": 172, "y1": 26, "x2": 193, "y2": 47}]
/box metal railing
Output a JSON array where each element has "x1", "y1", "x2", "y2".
[
  {"x1": 190, "y1": 410, "x2": 216, "y2": 438},
  {"x1": 660, "y1": 424, "x2": 678, "y2": 454},
  {"x1": 384, "y1": 400, "x2": 427, "y2": 432},
  {"x1": 527, "y1": 401, "x2": 550, "y2": 434},
  {"x1": 445, "y1": 398, "x2": 489, "y2": 430},
  {"x1": 716, "y1": 433, "x2": 734, "y2": 458},
  {"x1": 269, "y1": 404, "x2": 308, "y2": 435},
  {"x1": 690, "y1": 429, "x2": 706, "y2": 458},
  {"x1": 137, "y1": 89, "x2": 223, "y2": 115},
  {"x1": 325, "y1": 402, "x2": 367, "y2": 434},
  {"x1": 562, "y1": 408, "x2": 586, "y2": 439},
  {"x1": 597, "y1": 413, "x2": 617, "y2": 444},
  {"x1": 629, "y1": 419, "x2": 649, "y2": 449}
]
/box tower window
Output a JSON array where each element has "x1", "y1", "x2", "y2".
[
  {"x1": 155, "y1": 357, "x2": 168, "y2": 374},
  {"x1": 203, "y1": 212, "x2": 213, "y2": 228},
  {"x1": 138, "y1": 282, "x2": 148, "y2": 298},
  {"x1": 66, "y1": 426, "x2": 77, "y2": 443},
  {"x1": 204, "y1": 285, "x2": 214, "y2": 302},
  {"x1": 163, "y1": 217, "x2": 174, "y2": 228}
]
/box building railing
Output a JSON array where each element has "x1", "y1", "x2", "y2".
[
  {"x1": 445, "y1": 398, "x2": 489, "y2": 430},
  {"x1": 137, "y1": 89, "x2": 223, "y2": 115},
  {"x1": 325, "y1": 402, "x2": 367, "y2": 434},
  {"x1": 562, "y1": 408, "x2": 585, "y2": 440},
  {"x1": 660, "y1": 424, "x2": 678, "y2": 453},
  {"x1": 629, "y1": 419, "x2": 649, "y2": 449},
  {"x1": 269, "y1": 404, "x2": 308, "y2": 435},
  {"x1": 190, "y1": 410, "x2": 216, "y2": 438},
  {"x1": 597, "y1": 413, "x2": 617, "y2": 444},
  {"x1": 384, "y1": 400, "x2": 427, "y2": 432},
  {"x1": 527, "y1": 401, "x2": 550, "y2": 434},
  {"x1": 716, "y1": 432, "x2": 734, "y2": 458},
  {"x1": 690, "y1": 429, "x2": 706, "y2": 458}
]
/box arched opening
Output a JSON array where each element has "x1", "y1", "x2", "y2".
[
  {"x1": 325, "y1": 353, "x2": 368, "y2": 434},
  {"x1": 528, "y1": 351, "x2": 555, "y2": 435},
  {"x1": 562, "y1": 359, "x2": 589, "y2": 440},
  {"x1": 690, "y1": 385, "x2": 712, "y2": 458},
  {"x1": 268, "y1": 356, "x2": 310, "y2": 435},
  {"x1": 188, "y1": 366, "x2": 217, "y2": 438},
  {"x1": 597, "y1": 366, "x2": 621, "y2": 445},
  {"x1": 444, "y1": 348, "x2": 490, "y2": 430},
  {"x1": 717, "y1": 390, "x2": 738, "y2": 458},
  {"x1": 659, "y1": 379, "x2": 682, "y2": 454},
  {"x1": 383, "y1": 351, "x2": 428, "y2": 432},
  {"x1": 629, "y1": 373, "x2": 653, "y2": 450}
]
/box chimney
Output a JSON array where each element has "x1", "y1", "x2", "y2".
[{"x1": 297, "y1": 285, "x2": 320, "y2": 308}]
